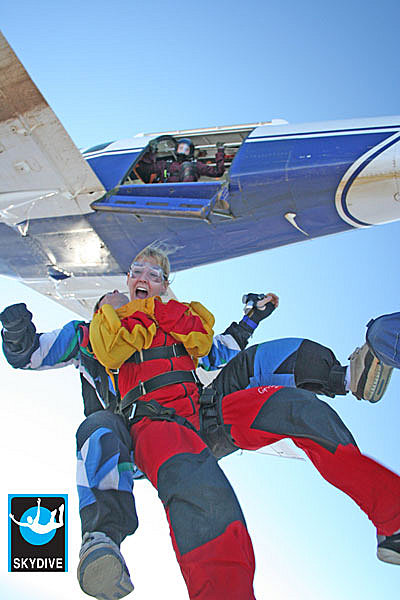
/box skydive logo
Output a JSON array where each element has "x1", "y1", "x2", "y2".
[{"x1": 8, "y1": 494, "x2": 68, "y2": 572}]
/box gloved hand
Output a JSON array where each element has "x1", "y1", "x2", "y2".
[
  {"x1": 0, "y1": 303, "x2": 33, "y2": 331},
  {"x1": 0, "y1": 303, "x2": 36, "y2": 351},
  {"x1": 242, "y1": 293, "x2": 279, "y2": 324}
]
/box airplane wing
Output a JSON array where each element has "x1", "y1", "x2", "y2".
[
  {"x1": 0, "y1": 31, "x2": 105, "y2": 224},
  {"x1": 0, "y1": 31, "x2": 111, "y2": 317}
]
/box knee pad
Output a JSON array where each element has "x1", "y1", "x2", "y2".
[
  {"x1": 157, "y1": 448, "x2": 245, "y2": 555},
  {"x1": 295, "y1": 340, "x2": 346, "y2": 397},
  {"x1": 76, "y1": 412, "x2": 134, "y2": 495},
  {"x1": 251, "y1": 387, "x2": 357, "y2": 452},
  {"x1": 76, "y1": 411, "x2": 131, "y2": 450},
  {"x1": 213, "y1": 345, "x2": 258, "y2": 397}
]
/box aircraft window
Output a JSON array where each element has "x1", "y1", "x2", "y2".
[
  {"x1": 123, "y1": 136, "x2": 177, "y2": 184},
  {"x1": 149, "y1": 135, "x2": 177, "y2": 159}
]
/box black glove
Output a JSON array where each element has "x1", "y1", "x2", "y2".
[
  {"x1": 0, "y1": 303, "x2": 36, "y2": 350},
  {"x1": 242, "y1": 293, "x2": 276, "y2": 325},
  {"x1": 249, "y1": 302, "x2": 276, "y2": 324},
  {"x1": 0, "y1": 303, "x2": 33, "y2": 331}
]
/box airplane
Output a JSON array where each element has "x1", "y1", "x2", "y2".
[{"x1": 1, "y1": 30, "x2": 400, "y2": 318}]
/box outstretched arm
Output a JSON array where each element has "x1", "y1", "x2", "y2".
[
  {"x1": 9, "y1": 514, "x2": 28, "y2": 527},
  {"x1": 241, "y1": 293, "x2": 279, "y2": 335},
  {"x1": 33, "y1": 498, "x2": 41, "y2": 525},
  {"x1": 196, "y1": 147, "x2": 225, "y2": 178},
  {"x1": 1, "y1": 303, "x2": 85, "y2": 371}
]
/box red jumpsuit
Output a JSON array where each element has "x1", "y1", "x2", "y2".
[{"x1": 90, "y1": 298, "x2": 400, "y2": 600}]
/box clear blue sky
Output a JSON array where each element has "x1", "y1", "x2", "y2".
[{"x1": 1, "y1": 2, "x2": 400, "y2": 599}]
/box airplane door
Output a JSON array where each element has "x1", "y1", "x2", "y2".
[{"x1": 92, "y1": 180, "x2": 223, "y2": 220}]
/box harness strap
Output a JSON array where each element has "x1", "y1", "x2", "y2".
[
  {"x1": 129, "y1": 398, "x2": 197, "y2": 431},
  {"x1": 125, "y1": 343, "x2": 188, "y2": 364},
  {"x1": 198, "y1": 386, "x2": 238, "y2": 460},
  {"x1": 123, "y1": 383, "x2": 238, "y2": 461},
  {"x1": 120, "y1": 370, "x2": 198, "y2": 419}
]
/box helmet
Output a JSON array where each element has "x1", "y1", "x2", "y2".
[{"x1": 176, "y1": 138, "x2": 194, "y2": 159}]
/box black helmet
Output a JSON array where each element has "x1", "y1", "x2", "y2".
[{"x1": 176, "y1": 138, "x2": 194, "y2": 159}]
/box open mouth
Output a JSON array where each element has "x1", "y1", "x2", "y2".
[{"x1": 135, "y1": 286, "x2": 149, "y2": 299}]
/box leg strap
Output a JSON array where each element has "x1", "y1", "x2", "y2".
[
  {"x1": 129, "y1": 399, "x2": 197, "y2": 432},
  {"x1": 199, "y1": 387, "x2": 238, "y2": 460},
  {"x1": 125, "y1": 391, "x2": 238, "y2": 460}
]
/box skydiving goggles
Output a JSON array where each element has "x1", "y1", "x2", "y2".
[{"x1": 128, "y1": 262, "x2": 167, "y2": 283}]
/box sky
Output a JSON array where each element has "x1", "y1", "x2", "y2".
[{"x1": 1, "y1": 1, "x2": 400, "y2": 598}]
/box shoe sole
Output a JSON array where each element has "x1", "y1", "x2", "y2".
[
  {"x1": 351, "y1": 345, "x2": 393, "y2": 402},
  {"x1": 78, "y1": 546, "x2": 134, "y2": 600},
  {"x1": 365, "y1": 362, "x2": 393, "y2": 403},
  {"x1": 377, "y1": 547, "x2": 400, "y2": 565}
]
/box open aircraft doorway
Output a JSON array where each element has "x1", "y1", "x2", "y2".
[{"x1": 88, "y1": 123, "x2": 278, "y2": 221}]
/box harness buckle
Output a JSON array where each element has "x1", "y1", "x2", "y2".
[
  {"x1": 143, "y1": 399, "x2": 177, "y2": 421},
  {"x1": 139, "y1": 380, "x2": 146, "y2": 396},
  {"x1": 199, "y1": 386, "x2": 215, "y2": 406},
  {"x1": 172, "y1": 344, "x2": 177, "y2": 358},
  {"x1": 128, "y1": 403, "x2": 137, "y2": 420},
  {"x1": 138, "y1": 349, "x2": 144, "y2": 363}
]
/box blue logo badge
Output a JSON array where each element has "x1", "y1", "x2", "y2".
[{"x1": 8, "y1": 494, "x2": 68, "y2": 572}]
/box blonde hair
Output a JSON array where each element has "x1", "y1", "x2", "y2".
[{"x1": 131, "y1": 242, "x2": 174, "y2": 281}]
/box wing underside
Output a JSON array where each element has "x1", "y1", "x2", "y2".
[
  {"x1": 0, "y1": 31, "x2": 116, "y2": 315},
  {"x1": 0, "y1": 31, "x2": 105, "y2": 224}
]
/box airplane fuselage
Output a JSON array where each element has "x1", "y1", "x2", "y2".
[{"x1": 83, "y1": 116, "x2": 400, "y2": 271}]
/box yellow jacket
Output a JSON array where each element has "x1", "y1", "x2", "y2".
[{"x1": 89, "y1": 297, "x2": 214, "y2": 370}]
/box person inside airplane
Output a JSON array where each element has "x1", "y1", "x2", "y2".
[
  {"x1": 134, "y1": 136, "x2": 225, "y2": 183},
  {"x1": 85, "y1": 243, "x2": 400, "y2": 600}
]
